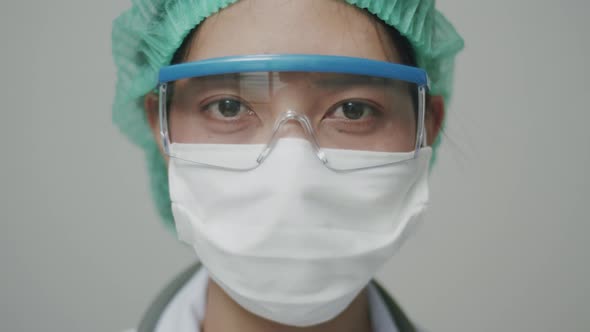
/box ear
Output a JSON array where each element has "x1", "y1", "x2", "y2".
[
  {"x1": 143, "y1": 92, "x2": 167, "y2": 156},
  {"x1": 425, "y1": 95, "x2": 445, "y2": 146}
]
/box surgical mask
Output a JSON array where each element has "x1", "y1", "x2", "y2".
[{"x1": 168, "y1": 138, "x2": 431, "y2": 327}]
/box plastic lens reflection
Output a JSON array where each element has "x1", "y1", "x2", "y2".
[{"x1": 159, "y1": 71, "x2": 426, "y2": 170}]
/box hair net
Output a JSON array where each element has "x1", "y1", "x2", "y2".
[{"x1": 111, "y1": 0, "x2": 464, "y2": 232}]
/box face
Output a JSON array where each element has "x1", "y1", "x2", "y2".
[{"x1": 145, "y1": 0, "x2": 444, "y2": 155}]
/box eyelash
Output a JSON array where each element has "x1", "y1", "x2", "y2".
[
  {"x1": 200, "y1": 96, "x2": 252, "y2": 115},
  {"x1": 327, "y1": 100, "x2": 382, "y2": 118},
  {"x1": 195, "y1": 96, "x2": 383, "y2": 122}
]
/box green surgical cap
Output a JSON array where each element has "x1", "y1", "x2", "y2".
[{"x1": 111, "y1": 0, "x2": 464, "y2": 232}]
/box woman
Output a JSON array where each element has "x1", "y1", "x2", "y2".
[{"x1": 112, "y1": 0, "x2": 463, "y2": 331}]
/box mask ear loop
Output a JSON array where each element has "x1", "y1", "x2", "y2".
[{"x1": 256, "y1": 110, "x2": 327, "y2": 165}]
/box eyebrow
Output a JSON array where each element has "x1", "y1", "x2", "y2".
[
  {"x1": 313, "y1": 75, "x2": 394, "y2": 88},
  {"x1": 185, "y1": 73, "x2": 241, "y2": 84},
  {"x1": 181, "y1": 72, "x2": 401, "y2": 91}
]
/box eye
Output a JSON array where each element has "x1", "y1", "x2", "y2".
[
  {"x1": 203, "y1": 98, "x2": 250, "y2": 118},
  {"x1": 330, "y1": 101, "x2": 377, "y2": 120}
]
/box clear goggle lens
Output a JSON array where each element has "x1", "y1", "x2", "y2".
[{"x1": 159, "y1": 71, "x2": 426, "y2": 170}]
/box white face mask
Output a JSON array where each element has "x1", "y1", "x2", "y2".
[{"x1": 168, "y1": 138, "x2": 431, "y2": 327}]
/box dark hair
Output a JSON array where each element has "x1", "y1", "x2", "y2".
[
  {"x1": 381, "y1": 20, "x2": 417, "y2": 67},
  {"x1": 170, "y1": 26, "x2": 199, "y2": 66}
]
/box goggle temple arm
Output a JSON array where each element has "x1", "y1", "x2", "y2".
[
  {"x1": 158, "y1": 83, "x2": 171, "y2": 156},
  {"x1": 415, "y1": 85, "x2": 428, "y2": 155}
]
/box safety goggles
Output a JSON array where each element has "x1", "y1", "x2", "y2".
[{"x1": 158, "y1": 54, "x2": 430, "y2": 171}]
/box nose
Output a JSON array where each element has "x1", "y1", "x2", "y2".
[
  {"x1": 274, "y1": 115, "x2": 308, "y2": 139},
  {"x1": 271, "y1": 110, "x2": 316, "y2": 141},
  {"x1": 257, "y1": 110, "x2": 325, "y2": 164}
]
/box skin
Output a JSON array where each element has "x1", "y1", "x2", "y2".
[{"x1": 144, "y1": 0, "x2": 445, "y2": 331}]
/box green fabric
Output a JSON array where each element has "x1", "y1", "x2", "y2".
[{"x1": 111, "y1": 0, "x2": 464, "y2": 232}]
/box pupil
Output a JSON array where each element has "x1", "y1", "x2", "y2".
[
  {"x1": 342, "y1": 102, "x2": 364, "y2": 120},
  {"x1": 219, "y1": 100, "x2": 241, "y2": 117}
]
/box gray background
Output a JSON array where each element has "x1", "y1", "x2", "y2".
[{"x1": 1, "y1": 0, "x2": 589, "y2": 331}]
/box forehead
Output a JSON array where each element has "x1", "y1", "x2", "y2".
[{"x1": 185, "y1": 0, "x2": 401, "y2": 63}]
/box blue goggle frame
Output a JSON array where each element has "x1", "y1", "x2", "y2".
[{"x1": 158, "y1": 54, "x2": 430, "y2": 89}]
